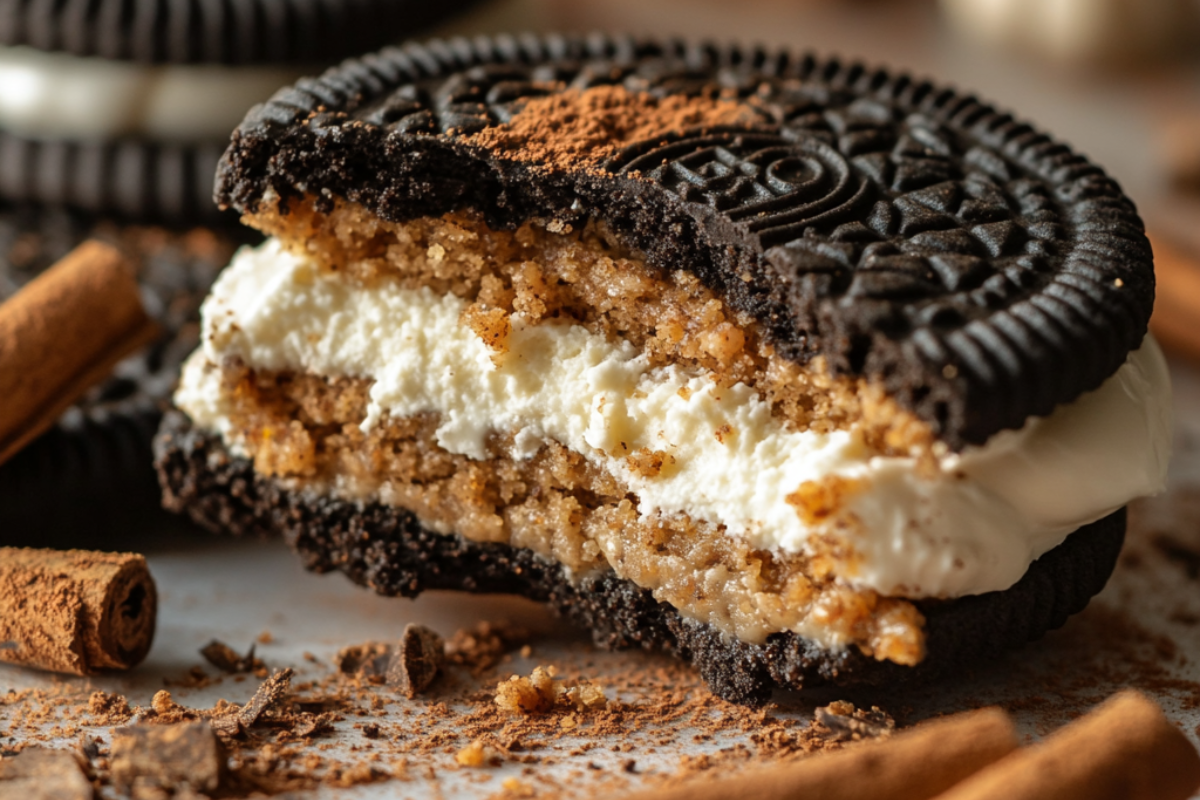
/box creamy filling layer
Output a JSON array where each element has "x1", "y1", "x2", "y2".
[
  {"x1": 0, "y1": 45, "x2": 306, "y2": 142},
  {"x1": 177, "y1": 238, "x2": 1173, "y2": 600}
]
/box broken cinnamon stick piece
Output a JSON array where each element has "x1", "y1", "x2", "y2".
[
  {"x1": 615, "y1": 707, "x2": 1017, "y2": 800},
  {"x1": 1148, "y1": 233, "x2": 1200, "y2": 363},
  {"x1": 0, "y1": 239, "x2": 158, "y2": 466},
  {"x1": 930, "y1": 690, "x2": 1200, "y2": 800},
  {"x1": 0, "y1": 547, "x2": 157, "y2": 675}
]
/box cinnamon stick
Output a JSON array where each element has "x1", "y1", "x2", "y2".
[
  {"x1": 1149, "y1": 233, "x2": 1200, "y2": 362},
  {"x1": 0, "y1": 548, "x2": 157, "y2": 675},
  {"x1": 0, "y1": 240, "x2": 158, "y2": 466},
  {"x1": 930, "y1": 691, "x2": 1200, "y2": 800},
  {"x1": 615, "y1": 707, "x2": 1017, "y2": 800}
]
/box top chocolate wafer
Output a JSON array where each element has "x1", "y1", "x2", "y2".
[{"x1": 216, "y1": 34, "x2": 1154, "y2": 448}]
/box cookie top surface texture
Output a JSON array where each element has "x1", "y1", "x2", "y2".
[
  {"x1": 216, "y1": 34, "x2": 1155, "y2": 448},
  {"x1": 0, "y1": 0, "x2": 483, "y2": 64}
]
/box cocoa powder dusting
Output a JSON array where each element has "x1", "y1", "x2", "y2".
[{"x1": 464, "y1": 85, "x2": 755, "y2": 172}]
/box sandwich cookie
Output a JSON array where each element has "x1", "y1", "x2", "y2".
[{"x1": 155, "y1": 34, "x2": 1171, "y2": 703}]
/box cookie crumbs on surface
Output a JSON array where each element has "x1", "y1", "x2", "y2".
[
  {"x1": 446, "y1": 622, "x2": 530, "y2": 676},
  {"x1": 388, "y1": 624, "x2": 446, "y2": 699},
  {"x1": 334, "y1": 641, "x2": 391, "y2": 681},
  {"x1": 87, "y1": 691, "x2": 132, "y2": 725},
  {"x1": 495, "y1": 667, "x2": 607, "y2": 715},
  {"x1": 200, "y1": 640, "x2": 262, "y2": 674},
  {"x1": 456, "y1": 738, "x2": 502, "y2": 768},
  {"x1": 814, "y1": 701, "x2": 896, "y2": 742}
]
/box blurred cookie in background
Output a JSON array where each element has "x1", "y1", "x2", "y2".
[
  {"x1": 0, "y1": 204, "x2": 253, "y2": 547},
  {"x1": 941, "y1": 0, "x2": 1200, "y2": 66},
  {"x1": 0, "y1": 0, "x2": 484, "y2": 222},
  {"x1": 0, "y1": 0, "x2": 485, "y2": 546}
]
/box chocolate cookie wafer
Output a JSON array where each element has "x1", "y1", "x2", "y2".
[
  {"x1": 0, "y1": 0, "x2": 483, "y2": 220},
  {"x1": 156, "y1": 34, "x2": 1171, "y2": 702}
]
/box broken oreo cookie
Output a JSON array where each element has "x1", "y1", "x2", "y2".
[{"x1": 158, "y1": 34, "x2": 1169, "y2": 701}]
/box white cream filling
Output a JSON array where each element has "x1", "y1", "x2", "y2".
[
  {"x1": 177, "y1": 238, "x2": 1172, "y2": 599},
  {"x1": 0, "y1": 45, "x2": 306, "y2": 142}
]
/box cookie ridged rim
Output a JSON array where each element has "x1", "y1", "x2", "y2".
[
  {"x1": 0, "y1": 131, "x2": 225, "y2": 220},
  {"x1": 215, "y1": 33, "x2": 1154, "y2": 448},
  {"x1": 0, "y1": 0, "x2": 483, "y2": 64},
  {"x1": 154, "y1": 411, "x2": 1126, "y2": 705}
]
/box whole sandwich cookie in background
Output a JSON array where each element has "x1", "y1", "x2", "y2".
[
  {"x1": 155, "y1": 34, "x2": 1172, "y2": 703},
  {"x1": 0, "y1": 0, "x2": 483, "y2": 221},
  {"x1": 0, "y1": 0, "x2": 483, "y2": 545}
]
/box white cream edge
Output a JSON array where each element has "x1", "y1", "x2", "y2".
[
  {"x1": 0, "y1": 45, "x2": 307, "y2": 142},
  {"x1": 176, "y1": 238, "x2": 1173, "y2": 600}
]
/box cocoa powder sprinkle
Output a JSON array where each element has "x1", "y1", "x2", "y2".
[{"x1": 464, "y1": 85, "x2": 756, "y2": 172}]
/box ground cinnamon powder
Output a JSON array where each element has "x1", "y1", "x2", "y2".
[{"x1": 465, "y1": 85, "x2": 756, "y2": 171}]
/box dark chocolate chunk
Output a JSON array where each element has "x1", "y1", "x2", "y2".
[
  {"x1": 216, "y1": 34, "x2": 1154, "y2": 447},
  {"x1": 199, "y1": 640, "x2": 260, "y2": 674},
  {"x1": 239, "y1": 668, "x2": 294, "y2": 728},
  {"x1": 110, "y1": 722, "x2": 226, "y2": 795},
  {"x1": 815, "y1": 702, "x2": 896, "y2": 741},
  {"x1": 387, "y1": 623, "x2": 445, "y2": 698},
  {"x1": 0, "y1": 747, "x2": 93, "y2": 800},
  {"x1": 154, "y1": 411, "x2": 1126, "y2": 705},
  {"x1": 335, "y1": 642, "x2": 392, "y2": 679}
]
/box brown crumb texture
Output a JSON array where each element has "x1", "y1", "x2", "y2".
[
  {"x1": 212, "y1": 362, "x2": 925, "y2": 661},
  {"x1": 243, "y1": 198, "x2": 933, "y2": 456},
  {"x1": 814, "y1": 701, "x2": 896, "y2": 742},
  {"x1": 494, "y1": 666, "x2": 607, "y2": 716}
]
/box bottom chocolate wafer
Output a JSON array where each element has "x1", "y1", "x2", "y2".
[{"x1": 155, "y1": 411, "x2": 1125, "y2": 704}]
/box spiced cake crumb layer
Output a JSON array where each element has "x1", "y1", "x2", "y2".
[
  {"x1": 158, "y1": 34, "x2": 1171, "y2": 695},
  {"x1": 154, "y1": 409, "x2": 1126, "y2": 705}
]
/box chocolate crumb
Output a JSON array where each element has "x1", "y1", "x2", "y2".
[
  {"x1": 334, "y1": 642, "x2": 391, "y2": 681},
  {"x1": 111, "y1": 722, "x2": 226, "y2": 795},
  {"x1": 200, "y1": 640, "x2": 261, "y2": 674},
  {"x1": 239, "y1": 668, "x2": 294, "y2": 728},
  {"x1": 387, "y1": 624, "x2": 445, "y2": 699},
  {"x1": 445, "y1": 622, "x2": 529, "y2": 676},
  {"x1": 814, "y1": 701, "x2": 896, "y2": 742}
]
